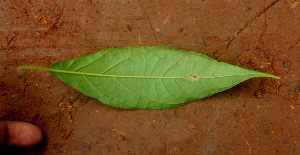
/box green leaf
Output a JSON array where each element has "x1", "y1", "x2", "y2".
[{"x1": 18, "y1": 46, "x2": 279, "y2": 109}]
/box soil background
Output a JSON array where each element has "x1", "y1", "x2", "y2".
[{"x1": 0, "y1": 0, "x2": 299, "y2": 154}]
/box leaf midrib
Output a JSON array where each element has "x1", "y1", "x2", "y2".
[{"x1": 18, "y1": 66, "x2": 279, "y2": 79}]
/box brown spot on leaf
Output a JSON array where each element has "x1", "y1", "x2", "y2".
[{"x1": 188, "y1": 75, "x2": 200, "y2": 82}]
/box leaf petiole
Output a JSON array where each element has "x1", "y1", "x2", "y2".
[{"x1": 18, "y1": 66, "x2": 189, "y2": 79}]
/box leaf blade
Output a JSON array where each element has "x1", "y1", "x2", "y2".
[{"x1": 18, "y1": 46, "x2": 279, "y2": 109}]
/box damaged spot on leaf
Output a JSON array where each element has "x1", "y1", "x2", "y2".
[{"x1": 188, "y1": 75, "x2": 200, "y2": 82}]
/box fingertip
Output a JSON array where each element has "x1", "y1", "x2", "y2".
[
  {"x1": 6, "y1": 121, "x2": 43, "y2": 147},
  {"x1": 0, "y1": 122, "x2": 7, "y2": 145}
]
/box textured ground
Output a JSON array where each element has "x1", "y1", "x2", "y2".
[{"x1": 0, "y1": 0, "x2": 299, "y2": 154}]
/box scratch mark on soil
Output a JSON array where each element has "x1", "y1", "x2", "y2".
[
  {"x1": 138, "y1": 0, "x2": 159, "y2": 42},
  {"x1": 258, "y1": 23, "x2": 268, "y2": 41},
  {"x1": 288, "y1": 38, "x2": 300, "y2": 51},
  {"x1": 226, "y1": 0, "x2": 280, "y2": 49},
  {"x1": 64, "y1": 126, "x2": 74, "y2": 139},
  {"x1": 163, "y1": 14, "x2": 171, "y2": 26},
  {"x1": 7, "y1": 32, "x2": 18, "y2": 46}
]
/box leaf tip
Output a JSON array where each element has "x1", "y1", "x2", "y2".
[
  {"x1": 273, "y1": 75, "x2": 280, "y2": 79},
  {"x1": 264, "y1": 73, "x2": 280, "y2": 79}
]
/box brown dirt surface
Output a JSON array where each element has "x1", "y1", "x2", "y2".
[{"x1": 0, "y1": 0, "x2": 299, "y2": 154}]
